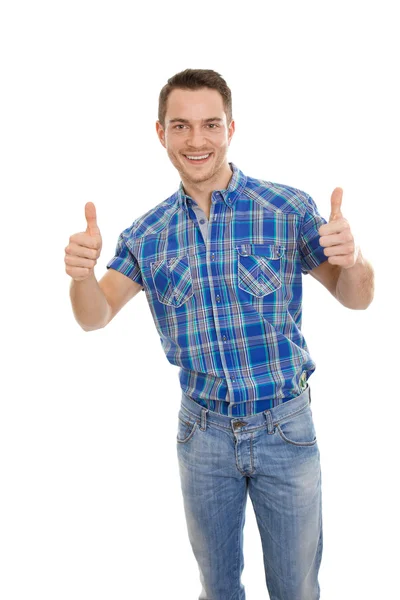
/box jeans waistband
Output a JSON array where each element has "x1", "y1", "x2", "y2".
[{"x1": 180, "y1": 384, "x2": 312, "y2": 434}]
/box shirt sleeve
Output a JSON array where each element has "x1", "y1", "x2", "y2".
[
  {"x1": 298, "y1": 194, "x2": 329, "y2": 275},
  {"x1": 106, "y1": 227, "x2": 143, "y2": 287}
]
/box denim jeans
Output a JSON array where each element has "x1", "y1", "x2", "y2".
[{"x1": 176, "y1": 384, "x2": 323, "y2": 600}]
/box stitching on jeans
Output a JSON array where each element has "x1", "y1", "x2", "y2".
[
  {"x1": 231, "y1": 484, "x2": 247, "y2": 600},
  {"x1": 176, "y1": 420, "x2": 198, "y2": 444},
  {"x1": 249, "y1": 433, "x2": 255, "y2": 474},
  {"x1": 276, "y1": 425, "x2": 317, "y2": 446},
  {"x1": 272, "y1": 400, "x2": 309, "y2": 426},
  {"x1": 180, "y1": 399, "x2": 310, "y2": 433},
  {"x1": 178, "y1": 415, "x2": 195, "y2": 428}
]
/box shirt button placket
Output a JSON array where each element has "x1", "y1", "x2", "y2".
[{"x1": 208, "y1": 197, "x2": 236, "y2": 404}]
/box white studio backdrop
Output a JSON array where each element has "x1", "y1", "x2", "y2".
[{"x1": 0, "y1": 1, "x2": 398, "y2": 598}]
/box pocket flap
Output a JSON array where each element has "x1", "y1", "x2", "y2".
[{"x1": 236, "y1": 244, "x2": 285, "y2": 259}]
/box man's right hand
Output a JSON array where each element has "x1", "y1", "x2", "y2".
[{"x1": 65, "y1": 202, "x2": 103, "y2": 281}]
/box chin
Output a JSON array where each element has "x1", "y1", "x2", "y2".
[{"x1": 187, "y1": 171, "x2": 215, "y2": 184}]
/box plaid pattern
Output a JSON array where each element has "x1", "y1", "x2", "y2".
[{"x1": 106, "y1": 163, "x2": 328, "y2": 416}]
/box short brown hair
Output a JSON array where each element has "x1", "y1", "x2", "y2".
[{"x1": 158, "y1": 68, "x2": 232, "y2": 128}]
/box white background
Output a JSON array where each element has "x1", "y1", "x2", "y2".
[{"x1": 1, "y1": 1, "x2": 398, "y2": 598}]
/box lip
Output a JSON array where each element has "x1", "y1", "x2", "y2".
[{"x1": 183, "y1": 153, "x2": 213, "y2": 165}]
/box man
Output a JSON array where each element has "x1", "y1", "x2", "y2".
[{"x1": 66, "y1": 69, "x2": 374, "y2": 599}]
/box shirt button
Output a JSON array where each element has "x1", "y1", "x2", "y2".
[
  {"x1": 211, "y1": 254, "x2": 215, "y2": 261},
  {"x1": 222, "y1": 335, "x2": 227, "y2": 342},
  {"x1": 199, "y1": 219, "x2": 205, "y2": 224},
  {"x1": 216, "y1": 295, "x2": 221, "y2": 302},
  {"x1": 231, "y1": 376, "x2": 236, "y2": 382}
]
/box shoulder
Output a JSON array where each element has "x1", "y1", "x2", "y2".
[
  {"x1": 243, "y1": 173, "x2": 313, "y2": 217},
  {"x1": 124, "y1": 193, "x2": 179, "y2": 241}
]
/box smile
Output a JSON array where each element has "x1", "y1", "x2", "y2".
[{"x1": 183, "y1": 153, "x2": 212, "y2": 164}]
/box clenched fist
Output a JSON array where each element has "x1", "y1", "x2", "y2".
[{"x1": 65, "y1": 202, "x2": 103, "y2": 281}]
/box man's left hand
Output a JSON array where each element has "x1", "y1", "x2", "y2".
[{"x1": 318, "y1": 187, "x2": 360, "y2": 269}]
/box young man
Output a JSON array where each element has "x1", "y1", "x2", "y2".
[{"x1": 66, "y1": 69, "x2": 374, "y2": 599}]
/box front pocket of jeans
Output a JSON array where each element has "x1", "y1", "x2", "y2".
[
  {"x1": 176, "y1": 413, "x2": 198, "y2": 444},
  {"x1": 236, "y1": 244, "x2": 284, "y2": 297},
  {"x1": 275, "y1": 404, "x2": 317, "y2": 446},
  {"x1": 150, "y1": 254, "x2": 194, "y2": 307}
]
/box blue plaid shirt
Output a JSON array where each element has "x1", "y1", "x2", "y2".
[{"x1": 106, "y1": 163, "x2": 329, "y2": 416}]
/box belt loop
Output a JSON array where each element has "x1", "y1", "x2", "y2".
[
  {"x1": 200, "y1": 407, "x2": 208, "y2": 431},
  {"x1": 264, "y1": 409, "x2": 274, "y2": 434},
  {"x1": 308, "y1": 384, "x2": 312, "y2": 404}
]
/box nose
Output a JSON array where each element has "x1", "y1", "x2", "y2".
[{"x1": 186, "y1": 127, "x2": 208, "y2": 149}]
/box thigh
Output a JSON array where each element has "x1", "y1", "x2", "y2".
[
  {"x1": 248, "y1": 402, "x2": 323, "y2": 600},
  {"x1": 176, "y1": 408, "x2": 248, "y2": 600}
]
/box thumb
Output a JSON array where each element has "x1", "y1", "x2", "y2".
[
  {"x1": 329, "y1": 187, "x2": 343, "y2": 222},
  {"x1": 85, "y1": 202, "x2": 101, "y2": 237}
]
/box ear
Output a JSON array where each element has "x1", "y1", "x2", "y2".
[
  {"x1": 228, "y1": 119, "x2": 235, "y2": 145},
  {"x1": 155, "y1": 121, "x2": 166, "y2": 148}
]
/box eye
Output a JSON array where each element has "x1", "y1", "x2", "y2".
[
  {"x1": 174, "y1": 124, "x2": 187, "y2": 130},
  {"x1": 207, "y1": 123, "x2": 219, "y2": 129}
]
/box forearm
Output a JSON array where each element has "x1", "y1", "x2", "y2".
[
  {"x1": 69, "y1": 271, "x2": 110, "y2": 331},
  {"x1": 335, "y1": 249, "x2": 375, "y2": 310}
]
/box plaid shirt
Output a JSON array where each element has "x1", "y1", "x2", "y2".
[{"x1": 106, "y1": 162, "x2": 328, "y2": 416}]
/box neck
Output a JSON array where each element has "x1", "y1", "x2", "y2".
[{"x1": 181, "y1": 162, "x2": 233, "y2": 213}]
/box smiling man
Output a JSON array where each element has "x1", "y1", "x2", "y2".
[
  {"x1": 67, "y1": 68, "x2": 374, "y2": 600},
  {"x1": 155, "y1": 85, "x2": 235, "y2": 219}
]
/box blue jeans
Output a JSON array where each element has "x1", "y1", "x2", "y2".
[{"x1": 176, "y1": 384, "x2": 323, "y2": 600}]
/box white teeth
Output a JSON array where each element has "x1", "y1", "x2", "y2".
[{"x1": 186, "y1": 154, "x2": 210, "y2": 160}]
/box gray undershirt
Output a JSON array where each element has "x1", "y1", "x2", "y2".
[{"x1": 188, "y1": 199, "x2": 209, "y2": 243}]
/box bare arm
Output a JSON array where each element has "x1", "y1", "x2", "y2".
[
  {"x1": 69, "y1": 271, "x2": 110, "y2": 331},
  {"x1": 69, "y1": 269, "x2": 143, "y2": 331},
  {"x1": 98, "y1": 268, "x2": 143, "y2": 327}
]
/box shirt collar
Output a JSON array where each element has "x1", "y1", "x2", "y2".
[{"x1": 177, "y1": 162, "x2": 247, "y2": 214}]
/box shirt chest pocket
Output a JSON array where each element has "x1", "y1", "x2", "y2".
[
  {"x1": 150, "y1": 254, "x2": 194, "y2": 307},
  {"x1": 236, "y1": 243, "x2": 285, "y2": 297}
]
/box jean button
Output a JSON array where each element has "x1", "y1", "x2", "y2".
[{"x1": 233, "y1": 420, "x2": 247, "y2": 430}]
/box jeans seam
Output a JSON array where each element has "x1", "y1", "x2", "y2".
[
  {"x1": 231, "y1": 484, "x2": 247, "y2": 600},
  {"x1": 272, "y1": 400, "x2": 310, "y2": 426},
  {"x1": 276, "y1": 424, "x2": 317, "y2": 447}
]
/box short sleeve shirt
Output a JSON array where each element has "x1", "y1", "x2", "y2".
[{"x1": 106, "y1": 163, "x2": 328, "y2": 416}]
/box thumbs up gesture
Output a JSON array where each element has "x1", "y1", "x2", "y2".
[
  {"x1": 64, "y1": 202, "x2": 103, "y2": 281},
  {"x1": 318, "y1": 188, "x2": 359, "y2": 269}
]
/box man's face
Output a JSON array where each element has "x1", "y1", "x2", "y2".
[{"x1": 156, "y1": 87, "x2": 235, "y2": 185}]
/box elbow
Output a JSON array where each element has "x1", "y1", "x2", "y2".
[
  {"x1": 340, "y1": 294, "x2": 374, "y2": 311},
  {"x1": 80, "y1": 322, "x2": 107, "y2": 332},
  {"x1": 79, "y1": 307, "x2": 111, "y2": 332}
]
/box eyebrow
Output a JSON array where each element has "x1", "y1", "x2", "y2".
[{"x1": 168, "y1": 117, "x2": 224, "y2": 124}]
